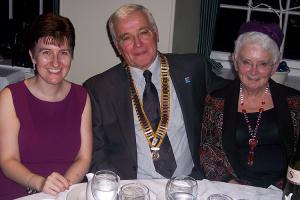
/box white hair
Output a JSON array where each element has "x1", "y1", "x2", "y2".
[
  {"x1": 108, "y1": 4, "x2": 158, "y2": 45},
  {"x1": 233, "y1": 31, "x2": 281, "y2": 64}
]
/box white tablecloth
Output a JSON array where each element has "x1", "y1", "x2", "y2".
[{"x1": 15, "y1": 179, "x2": 283, "y2": 200}]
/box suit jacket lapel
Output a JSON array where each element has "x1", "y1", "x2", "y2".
[
  {"x1": 110, "y1": 66, "x2": 137, "y2": 162},
  {"x1": 167, "y1": 56, "x2": 197, "y2": 158}
]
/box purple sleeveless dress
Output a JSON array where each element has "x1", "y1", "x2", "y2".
[{"x1": 0, "y1": 81, "x2": 87, "y2": 200}]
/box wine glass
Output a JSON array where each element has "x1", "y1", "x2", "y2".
[
  {"x1": 119, "y1": 183, "x2": 150, "y2": 200},
  {"x1": 91, "y1": 170, "x2": 119, "y2": 200},
  {"x1": 165, "y1": 175, "x2": 198, "y2": 200}
]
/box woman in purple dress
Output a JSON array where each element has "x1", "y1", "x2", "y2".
[{"x1": 0, "y1": 14, "x2": 92, "y2": 199}]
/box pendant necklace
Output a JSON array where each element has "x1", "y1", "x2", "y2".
[{"x1": 239, "y1": 83, "x2": 269, "y2": 166}]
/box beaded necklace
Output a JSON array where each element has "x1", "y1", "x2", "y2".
[{"x1": 239, "y1": 83, "x2": 269, "y2": 166}]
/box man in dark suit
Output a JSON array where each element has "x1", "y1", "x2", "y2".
[{"x1": 83, "y1": 3, "x2": 227, "y2": 180}]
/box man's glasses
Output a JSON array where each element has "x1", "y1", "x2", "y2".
[{"x1": 117, "y1": 28, "x2": 154, "y2": 47}]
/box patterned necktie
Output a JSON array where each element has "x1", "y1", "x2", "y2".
[{"x1": 143, "y1": 70, "x2": 177, "y2": 178}]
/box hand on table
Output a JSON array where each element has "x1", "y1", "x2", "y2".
[
  {"x1": 40, "y1": 172, "x2": 72, "y2": 196},
  {"x1": 228, "y1": 179, "x2": 240, "y2": 185}
]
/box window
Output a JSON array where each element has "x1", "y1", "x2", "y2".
[
  {"x1": 0, "y1": 0, "x2": 59, "y2": 68},
  {"x1": 211, "y1": 0, "x2": 300, "y2": 76}
]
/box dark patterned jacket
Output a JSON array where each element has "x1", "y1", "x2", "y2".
[{"x1": 199, "y1": 78, "x2": 300, "y2": 188}]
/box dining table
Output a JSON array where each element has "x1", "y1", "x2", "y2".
[{"x1": 15, "y1": 178, "x2": 283, "y2": 200}]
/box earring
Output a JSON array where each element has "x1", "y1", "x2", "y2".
[{"x1": 33, "y1": 63, "x2": 36, "y2": 71}]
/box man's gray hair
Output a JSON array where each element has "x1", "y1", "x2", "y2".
[{"x1": 108, "y1": 4, "x2": 158, "y2": 45}]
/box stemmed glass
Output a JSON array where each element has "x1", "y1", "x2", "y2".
[
  {"x1": 165, "y1": 176, "x2": 198, "y2": 200},
  {"x1": 91, "y1": 170, "x2": 119, "y2": 200},
  {"x1": 119, "y1": 183, "x2": 150, "y2": 200}
]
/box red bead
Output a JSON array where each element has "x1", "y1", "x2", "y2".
[
  {"x1": 248, "y1": 152, "x2": 254, "y2": 166},
  {"x1": 249, "y1": 138, "x2": 257, "y2": 147}
]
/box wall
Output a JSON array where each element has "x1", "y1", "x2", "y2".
[
  {"x1": 60, "y1": 0, "x2": 175, "y2": 84},
  {"x1": 172, "y1": 0, "x2": 200, "y2": 53}
]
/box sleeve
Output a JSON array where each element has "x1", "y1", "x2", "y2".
[
  {"x1": 83, "y1": 80, "x2": 118, "y2": 173},
  {"x1": 199, "y1": 95, "x2": 237, "y2": 182}
]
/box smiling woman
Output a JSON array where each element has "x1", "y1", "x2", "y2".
[
  {"x1": 199, "y1": 21, "x2": 300, "y2": 188},
  {"x1": 29, "y1": 40, "x2": 72, "y2": 90},
  {"x1": 0, "y1": 13, "x2": 92, "y2": 200},
  {"x1": 25, "y1": 13, "x2": 75, "y2": 99}
]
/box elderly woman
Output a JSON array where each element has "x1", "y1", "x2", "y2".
[
  {"x1": 199, "y1": 21, "x2": 300, "y2": 188},
  {"x1": 0, "y1": 14, "x2": 92, "y2": 199}
]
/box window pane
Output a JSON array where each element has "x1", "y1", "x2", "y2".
[
  {"x1": 0, "y1": 0, "x2": 60, "y2": 67},
  {"x1": 0, "y1": 0, "x2": 10, "y2": 59},
  {"x1": 43, "y1": 0, "x2": 59, "y2": 14},
  {"x1": 220, "y1": 0, "x2": 282, "y2": 8},
  {"x1": 213, "y1": 9, "x2": 248, "y2": 52},
  {"x1": 250, "y1": 11, "x2": 281, "y2": 23},
  {"x1": 212, "y1": 0, "x2": 300, "y2": 65},
  {"x1": 252, "y1": 0, "x2": 280, "y2": 9},
  {"x1": 13, "y1": 0, "x2": 39, "y2": 23},
  {"x1": 0, "y1": 0, "x2": 8, "y2": 20},
  {"x1": 220, "y1": 0, "x2": 249, "y2": 6},
  {"x1": 290, "y1": 0, "x2": 300, "y2": 11},
  {"x1": 284, "y1": 15, "x2": 300, "y2": 59}
]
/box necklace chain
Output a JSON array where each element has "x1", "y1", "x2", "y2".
[
  {"x1": 239, "y1": 83, "x2": 269, "y2": 166},
  {"x1": 125, "y1": 52, "x2": 170, "y2": 150},
  {"x1": 239, "y1": 84, "x2": 269, "y2": 138}
]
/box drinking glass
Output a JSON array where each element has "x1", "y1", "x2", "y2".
[
  {"x1": 91, "y1": 170, "x2": 119, "y2": 200},
  {"x1": 165, "y1": 176, "x2": 198, "y2": 200},
  {"x1": 119, "y1": 183, "x2": 150, "y2": 200}
]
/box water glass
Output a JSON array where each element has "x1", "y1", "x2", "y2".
[
  {"x1": 91, "y1": 170, "x2": 119, "y2": 200},
  {"x1": 165, "y1": 176, "x2": 198, "y2": 200},
  {"x1": 119, "y1": 183, "x2": 150, "y2": 200}
]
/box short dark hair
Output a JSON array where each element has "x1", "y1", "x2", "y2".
[{"x1": 28, "y1": 13, "x2": 75, "y2": 56}]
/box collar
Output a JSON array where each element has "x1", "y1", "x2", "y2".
[{"x1": 129, "y1": 55, "x2": 160, "y2": 84}]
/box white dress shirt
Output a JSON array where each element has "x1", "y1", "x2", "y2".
[{"x1": 129, "y1": 55, "x2": 194, "y2": 179}]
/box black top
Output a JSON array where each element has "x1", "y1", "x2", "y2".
[
  {"x1": 199, "y1": 78, "x2": 300, "y2": 188},
  {"x1": 236, "y1": 108, "x2": 287, "y2": 187}
]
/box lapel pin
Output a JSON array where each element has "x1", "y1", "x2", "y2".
[{"x1": 184, "y1": 76, "x2": 191, "y2": 84}]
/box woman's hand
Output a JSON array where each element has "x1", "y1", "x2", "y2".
[
  {"x1": 40, "y1": 172, "x2": 71, "y2": 196},
  {"x1": 228, "y1": 179, "x2": 240, "y2": 184}
]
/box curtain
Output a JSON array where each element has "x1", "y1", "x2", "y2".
[
  {"x1": 197, "y1": 0, "x2": 222, "y2": 73},
  {"x1": 197, "y1": 0, "x2": 220, "y2": 57}
]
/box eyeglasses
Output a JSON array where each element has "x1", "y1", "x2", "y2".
[
  {"x1": 236, "y1": 58, "x2": 274, "y2": 71},
  {"x1": 117, "y1": 28, "x2": 154, "y2": 47}
]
